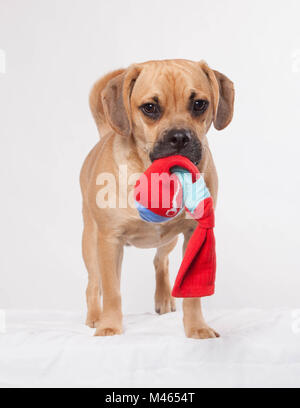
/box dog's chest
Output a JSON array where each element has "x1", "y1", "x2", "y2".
[{"x1": 124, "y1": 213, "x2": 195, "y2": 249}]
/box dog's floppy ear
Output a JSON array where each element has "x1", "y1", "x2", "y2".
[
  {"x1": 200, "y1": 62, "x2": 235, "y2": 130},
  {"x1": 213, "y1": 69, "x2": 235, "y2": 130},
  {"x1": 89, "y1": 69, "x2": 125, "y2": 134},
  {"x1": 101, "y1": 65, "x2": 141, "y2": 137}
]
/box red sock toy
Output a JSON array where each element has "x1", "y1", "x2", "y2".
[{"x1": 134, "y1": 155, "x2": 216, "y2": 298}]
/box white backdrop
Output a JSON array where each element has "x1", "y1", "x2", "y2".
[{"x1": 0, "y1": 0, "x2": 299, "y2": 314}]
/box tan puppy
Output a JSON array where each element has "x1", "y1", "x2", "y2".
[{"x1": 80, "y1": 59, "x2": 234, "y2": 339}]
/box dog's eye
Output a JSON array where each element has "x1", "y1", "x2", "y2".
[
  {"x1": 192, "y1": 99, "x2": 209, "y2": 116},
  {"x1": 140, "y1": 103, "x2": 160, "y2": 119}
]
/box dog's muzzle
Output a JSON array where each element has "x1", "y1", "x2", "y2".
[{"x1": 149, "y1": 128, "x2": 202, "y2": 165}]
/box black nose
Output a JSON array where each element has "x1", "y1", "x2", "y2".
[{"x1": 164, "y1": 128, "x2": 191, "y2": 150}]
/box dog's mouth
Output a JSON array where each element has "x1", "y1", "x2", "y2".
[{"x1": 149, "y1": 135, "x2": 202, "y2": 165}]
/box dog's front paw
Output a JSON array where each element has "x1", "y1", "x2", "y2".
[
  {"x1": 95, "y1": 326, "x2": 122, "y2": 336},
  {"x1": 85, "y1": 309, "x2": 101, "y2": 328},
  {"x1": 94, "y1": 316, "x2": 123, "y2": 337},
  {"x1": 155, "y1": 290, "x2": 176, "y2": 315},
  {"x1": 86, "y1": 318, "x2": 101, "y2": 329},
  {"x1": 184, "y1": 325, "x2": 220, "y2": 339}
]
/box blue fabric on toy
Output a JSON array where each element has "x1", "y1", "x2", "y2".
[
  {"x1": 172, "y1": 167, "x2": 210, "y2": 216},
  {"x1": 135, "y1": 201, "x2": 173, "y2": 223}
]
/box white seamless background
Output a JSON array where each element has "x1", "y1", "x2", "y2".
[{"x1": 0, "y1": 0, "x2": 299, "y2": 314}]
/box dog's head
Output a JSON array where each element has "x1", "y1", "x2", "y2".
[{"x1": 93, "y1": 59, "x2": 234, "y2": 165}]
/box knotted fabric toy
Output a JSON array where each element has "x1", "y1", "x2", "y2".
[{"x1": 134, "y1": 155, "x2": 216, "y2": 298}]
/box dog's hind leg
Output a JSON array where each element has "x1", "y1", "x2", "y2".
[
  {"x1": 82, "y1": 205, "x2": 102, "y2": 328},
  {"x1": 154, "y1": 237, "x2": 178, "y2": 315}
]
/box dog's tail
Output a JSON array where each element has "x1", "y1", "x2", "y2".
[{"x1": 89, "y1": 68, "x2": 125, "y2": 136}]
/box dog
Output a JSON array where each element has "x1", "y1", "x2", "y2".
[{"x1": 80, "y1": 59, "x2": 234, "y2": 339}]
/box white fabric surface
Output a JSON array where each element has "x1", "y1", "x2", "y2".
[{"x1": 0, "y1": 309, "x2": 299, "y2": 388}]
